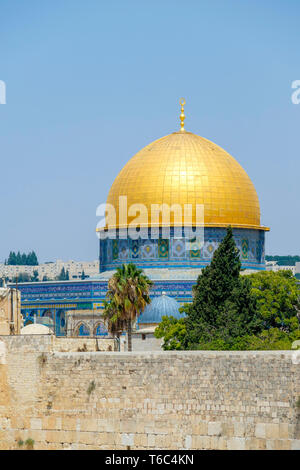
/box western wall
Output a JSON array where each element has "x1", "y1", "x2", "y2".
[{"x1": 0, "y1": 335, "x2": 299, "y2": 450}]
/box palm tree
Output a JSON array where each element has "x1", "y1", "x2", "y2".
[{"x1": 103, "y1": 263, "x2": 153, "y2": 351}]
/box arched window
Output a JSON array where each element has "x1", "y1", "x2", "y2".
[
  {"x1": 55, "y1": 310, "x2": 66, "y2": 336},
  {"x1": 39, "y1": 309, "x2": 54, "y2": 331},
  {"x1": 77, "y1": 323, "x2": 90, "y2": 337},
  {"x1": 42, "y1": 309, "x2": 53, "y2": 320},
  {"x1": 94, "y1": 322, "x2": 108, "y2": 337}
]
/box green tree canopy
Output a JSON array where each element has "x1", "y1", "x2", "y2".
[
  {"x1": 57, "y1": 267, "x2": 66, "y2": 280},
  {"x1": 12, "y1": 273, "x2": 31, "y2": 283},
  {"x1": 7, "y1": 252, "x2": 17, "y2": 265},
  {"x1": 6, "y1": 251, "x2": 39, "y2": 266},
  {"x1": 56, "y1": 267, "x2": 70, "y2": 281},
  {"x1": 155, "y1": 236, "x2": 300, "y2": 351},
  {"x1": 265, "y1": 255, "x2": 300, "y2": 266},
  {"x1": 247, "y1": 270, "x2": 300, "y2": 332},
  {"x1": 28, "y1": 251, "x2": 39, "y2": 265},
  {"x1": 154, "y1": 316, "x2": 186, "y2": 350},
  {"x1": 16, "y1": 251, "x2": 22, "y2": 265},
  {"x1": 31, "y1": 270, "x2": 39, "y2": 282}
]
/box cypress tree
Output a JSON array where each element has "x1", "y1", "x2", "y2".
[
  {"x1": 184, "y1": 226, "x2": 260, "y2": 348},
  {"x1": 16, "y1": 251, "x2": 22, "y2": 265},
  {"x1": 31, "y1": 251, "x2": 39, "y2": 265},
  {"x1": 27, "y1": 251, "x2": 34, "y2": 265},
  {"x1": 6, "y1": 250, "x2": 38, "y2": 266},
  {"x1": 8, "y1": 251, "x2": 17, "y2": 265},
  {"x1": 31, "y1": 270, "x2": 39, "y2": 282},
  {"x1": 7, "y1": 252, "x2": 12, "y2": 265},
  {"x1": 26, "y1": 252, "x2": 31, "y2": 265},
  {"x1": 58, "y1": 267, "x2": 67, "y2": 280}
]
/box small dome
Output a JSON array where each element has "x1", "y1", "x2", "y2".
[
  {"x1": 21, "y1": 324, "x2": 53, "y2": 335},
  {"x1": 138, "y1": 293, "x2": 184, "y2": 324}
]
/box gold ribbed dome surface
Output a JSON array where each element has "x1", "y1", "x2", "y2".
[{"x1": 105, "y1": 130, "x2": 267, "y2": 230}]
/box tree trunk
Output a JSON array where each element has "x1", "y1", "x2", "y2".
[{"x1": 127, "y1": 319, "x2": 132, "y2": 352}]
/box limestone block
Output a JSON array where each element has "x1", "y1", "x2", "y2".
[
  {"x1": 184, "y1": 435, "x2": 192, "y2": 449},
  {"x1": 221, "y1": 422, "x2": 234, "y2": 437},
  {"x1": 265, "y1": 423, "x2": 280, "y2": 439},
  {"x1": 45, "y1": 430, "x2": 63, "y2": 443},
  {"x1": 98, "y1": 419, "x2": 118, "y2": 433},
  {"x1": 192, "y1": 435, "x2": 211, "y2": 449},
  {"x1": 121, "y1": 433, "x2": 134, "y2": 447},
  {"x1": 61, "y1": 417, "x2": 77, "y2": 431},
  {"x1": 155, "y1": 434, "x2": 174, "y2": 449},
  {"x1": 215, "y1": 437, "x2": 227, "y2": 450},
  {"x1": 255, "y1": 423, "x2": 266, "y2": 439},
  {"x1": 233, "y1": 422, "x2": 246, "y2": 437},
  {"x1": 133, "y1": 433, "x2": 148, "y2": 448},
  {"x1": 274, "y1": 439, "x2": 291, "y2": 450},
  {"x1": 25, "y1": 429, "x2": 46, "y2": 443},
  {"x1": 10, "y1": 416, "x2": 25, "y2": 430},
  {"x1": 120, "y1": 419, "x2": 138, "y2": 433},
  {"x1": 0, "y1": 417, "x2": 10, "y2": 430},
  {"x1": 147, "y1": 433, "x2": 156, "y2": 447},
  {"x1": 192, "y1": 421, "x2": 208, "y2": 435},
  {"x1": 78, "y1": 431, "x2": 98, "y2": 446},
  {"x1": 96, "y1": 432, "x2": 115, "y2": 446},
  {"x1": 291, "y1": 440, "x2": 300, "y2": 450},
  {"x1": 227, "y1": 437, "x2": 246, "y2": 450},
  {"x1": 79, "y1": 418, "x2": 98, "y2": 432},
  {"x1": 245, "y1": 438, "x2": 266, "y2": 450},
  {"x1": 208, "y1": 421, "x2": 222, "y2": 436},
  {"x1": 30, "y1": 418, "x2": 42, "y2": 430},
  {"x1": 59, "y1": 430, "x2": 77, "y2": 443},
  {"x1": 278, "y1": 423, "x2": 290, "y2": 439},
  {"x1": 266, "y1": 440, "x2": 275, "y2": 450},
  {"x1": 55, "y1": 418, "x2": 62, "y2": 430}
]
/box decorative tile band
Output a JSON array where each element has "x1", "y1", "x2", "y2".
[{"x1": 100, "y1": 227, "x2": 265, "y2": 271}]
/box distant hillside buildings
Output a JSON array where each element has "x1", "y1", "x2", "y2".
[
  {"x1": 1, "y1": 258, "x2": 299, "y2": 282},
  {"x1": 0, "y1": 260, "x2": 99, "y2": 282},
  {"x1": 266, "y1": 260, "x2": 300, "y2": 276}
]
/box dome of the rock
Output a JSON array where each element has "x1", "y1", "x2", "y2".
[
  {"x1": 106, "y1": 131, "x2": 263, "y2": 230},
  {"x1": 98, "y1": 100, "x2": 269, "y2": 272}
]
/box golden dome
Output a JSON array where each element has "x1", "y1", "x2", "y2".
[{"x1": 104, "y1": 121, "x2": 268, "y2": 231}]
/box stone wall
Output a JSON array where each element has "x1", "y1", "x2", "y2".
[
  {"x1": 0, "y1": 335, "x2": 116, "y2": 354},
  {"x1": 0, "y1": 336, "x2": 299, "y2": 450},
  {"x1": 51, "y1": 336, "x2": 116, "y2": 352},
  {"x1": 132, "y1": 333, "x2": 162, "y2": 351}
]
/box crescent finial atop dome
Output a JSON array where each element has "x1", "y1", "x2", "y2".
[{"x1": 179, "y1": 98, "x2": 186, "y2": 131}]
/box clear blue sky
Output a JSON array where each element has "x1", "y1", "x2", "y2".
[{"x1": 0, "y1": 0, "x2": 299, "y2": 262}]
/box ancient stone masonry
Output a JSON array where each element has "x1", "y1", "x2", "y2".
[
  {"x1": 0, "y1": 288, "x2": 22, "y2": 335},
  {"x1": 0, "y1": 336, "x2": 299, "y2": 450}
]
